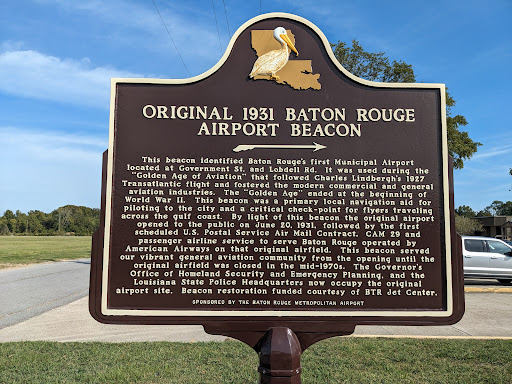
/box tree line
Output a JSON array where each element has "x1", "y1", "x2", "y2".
[
  {"x1": 455, "y1": 200, "x2": 512, "y2": 236},
  {"x1": 3, "y1": 200, "x2": 509, "y2": 237},
  {"x1": 456, "y1": 201, "x2": 512, "y2": 218},
  {"x1": 0, "y1": 205, "x2": 100, "y2": 236}
]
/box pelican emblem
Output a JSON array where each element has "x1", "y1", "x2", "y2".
[{"x1": 249, "y1": 26, "x2": 299, "y2": 81}]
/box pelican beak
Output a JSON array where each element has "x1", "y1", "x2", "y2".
[{"x1": 280, "y1": 33, "x2": 299, "y2": 56}]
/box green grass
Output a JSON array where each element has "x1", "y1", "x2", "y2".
[
  {"x1": 1, "y1": 338, "x2": 511, "y2": 383},
  {"x1": 0, "y1": 236, "x2": 91, "y2": 268}
]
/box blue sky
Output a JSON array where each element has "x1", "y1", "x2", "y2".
[{"x1": 0, "y1": 0, "x2": 510, "y2": 214}]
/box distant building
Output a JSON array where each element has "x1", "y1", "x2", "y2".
[{"x1": 474, "y1": 216, "x2": 512, "y2": 240}]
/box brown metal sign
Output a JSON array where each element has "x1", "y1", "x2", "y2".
[{"x1": 90, "y1": 13, "x2": 464, "y2": 330}]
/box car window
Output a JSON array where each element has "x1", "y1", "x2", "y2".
[
  {"x1": 464, "y1": 239, "x2": 486, "y2": 252},
  {"x1": 487, "y1": 240, "x2": 512, "y2": 255}
]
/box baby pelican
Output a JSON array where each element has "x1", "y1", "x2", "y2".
[{"x1": 249, "y1": 26, "x2": 299, "y2": 81}]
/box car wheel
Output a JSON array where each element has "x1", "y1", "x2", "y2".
[{"x1": 497, "y1": 279, "x2": 512, "y2": 285}]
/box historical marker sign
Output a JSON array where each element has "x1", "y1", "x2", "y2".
[{"x1": 90, "y1": 13, "x2": 464, "y2": 328}]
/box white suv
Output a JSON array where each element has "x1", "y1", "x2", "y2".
[{"x1": 462, "y1": 236, "x2": 512, "y2": 284}]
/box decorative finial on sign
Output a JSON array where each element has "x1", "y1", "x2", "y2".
[{"x1": 249, "y1": 26, "x2": 298, "y2": 81}]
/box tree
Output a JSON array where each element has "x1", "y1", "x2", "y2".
[
  {"x1": 476, "y1": 209, "x2": 492, "y2": 217},
  {"x1": 503, "y1": 201, "x2": 512, "y2": 215},
  {"x1": 331, "y1": 40, "x2": 416, "y2": 83},
  {"x1": 331, "y1": 40, "x2": 481, "y2": 168},
  {"x1": 0, "y1": 205, "x2": 100, "y2": 236},
  {"x1": 455, "y1": 214, "x2": 484, "y2": 235},
  {"x1": 478, "y1": 200, "x2": 512, "y2": 216},
  {"x1": 15, "y1": 210, "x2": 27, "y2": 233},
  {"x1": 57, "y1": 206, "x2": 74, "y2": 233},
  {"x1": 27, "y1": 210, "x2": 46, "y2": 234},
  {"x1": 445, "y1": 93, "x2": 482, "y2": 169},
  {"x1": 455, "y1": 205, "x2": 476, "y2": 218},
  {"x1": 2, "y1": 210, "x2": 16, "y2": 234},
  {"x1": 0, "y1": 218, "x2": 9, "y2": 235}
]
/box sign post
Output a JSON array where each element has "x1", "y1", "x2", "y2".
[{"x1": 90, "y1": 13, "x2": 464, "y2": 382}]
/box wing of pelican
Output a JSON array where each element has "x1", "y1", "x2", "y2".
[{"x1": 249, "y1": 49, "x2": 285, "y2": 78}]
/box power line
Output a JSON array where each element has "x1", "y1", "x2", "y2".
[
  {"x1": 151, "y1": 0, "x2": 190, "y2": 76},
  {"x1": 212, "y1": 0, "x2": 223, "y2": 56},
  {"x1": 222, "y1": 0, "x2": 231, "y2": 37}
]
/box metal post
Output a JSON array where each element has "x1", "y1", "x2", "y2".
[{"x1": 256, "y1": 327, "x2": 302, "y2": 384}]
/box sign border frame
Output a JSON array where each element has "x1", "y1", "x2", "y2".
[{"x1": 92, "y1": 12, "x2": 461, "y2": 324}]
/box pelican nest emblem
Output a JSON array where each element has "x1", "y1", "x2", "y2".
[{"x1": 249, "y1": 26, "x2": 298, "y2": 81}]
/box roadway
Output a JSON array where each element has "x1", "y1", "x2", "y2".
[{"x1": 0, "y1": 259, "x2": 90, "y2": 329}]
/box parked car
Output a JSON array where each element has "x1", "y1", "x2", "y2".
[{"x1": 462, "y1": 236, "x2": 512, "y2": 284}]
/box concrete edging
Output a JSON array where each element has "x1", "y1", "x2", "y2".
[{"x1": 464, "y1": 287, "x2": 512, "y2": 293}]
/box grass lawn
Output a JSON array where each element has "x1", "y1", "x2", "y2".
[
  {"x1": 1, "y1": 338, "x2": 511, "y2": 383},
  {"x1": 0, "y1": 236, "x2": 91, "y2": 268}
]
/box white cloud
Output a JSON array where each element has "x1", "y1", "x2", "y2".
[
  {"x1": 0, "y1": 1, "x2": 230, "y2": 105},
  {"x1": 0, "y1": 49, "x2": 144, "y2": 109},
  {"x1": 453, "y1": 132, "x2": 512, "y2": 210},
  {"x1": 1, "y1": 126, "x2": 106, "y2": 160},
  {"x1": 0, "y1": 40, "x2": 25, "y2": 51},
  {"x1": 35, "y1": 0, "x2": 159, "y2": 28},
  {"x1": 0, "y1": 127, "x2": 106, "y2": 212},
  {"x1": 471, "y1": 144, "x2": 512, "y2": 161},
  {"x1": 33, "y1": 0, "x2": 223, "y2": 63}
]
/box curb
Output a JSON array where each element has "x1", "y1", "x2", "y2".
[
  {"x1": 464, "y1": 287, "x2": 512, "y2": 293},
  {"x1": 350, "y1": 334, "x2": 512, "y2": 340}
]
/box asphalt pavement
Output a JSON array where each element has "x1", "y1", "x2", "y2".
[
  {"x1": 1, "y1": 261, "x2": 511, "y2": 342},
  {"x1": 0, "y1": 259, "x2": 90, "y2": 329}
]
